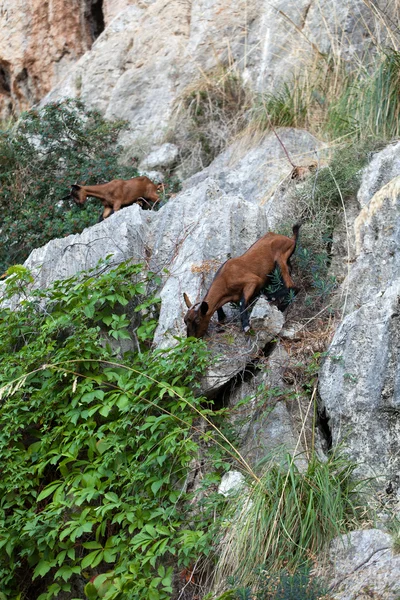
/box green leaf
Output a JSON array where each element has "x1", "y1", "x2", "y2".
[
  {"x1": 37, "y1": 481, "x2": 63, "y2": 502},
  {"x1": 84, "y1": 304, "x2": 95, "y2": 318},
  {"x1": 148, "y1": 588, "x2": 160, "y2": 600},
  {"x1": 151, "y1": 480, "x2": 164, "y2": 495},
  {"x1": 81, "y1": 549, "x2": 103, "y2": 569},
  {"x1": 103, "y1": 549, "x2": 116, "y2": 563},
  {"x1": 82, "y1": 541, "x2": 103, "y2": 550},
  {"x1": 99, "y1": 404, "x2": 112, "y2": 417},
  {"x1": 33, "y1": 560, "x2": 53, "y2": 580},
  {"x1": 84, "y1": 582, "x2": 98, "y2": 600},
  {"x1": 116, "y1": 394, "x2": 129, "y2": 409}
]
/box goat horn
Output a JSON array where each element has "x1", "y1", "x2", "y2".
[{"x1": 183, "y1": 293, "x2": 192, "y2": 308}]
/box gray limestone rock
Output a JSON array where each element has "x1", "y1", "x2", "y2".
[
  {"x1": 328, "y1": 529, "x2": 400, "y2": 600},
  {"x1": 218, "y1": 471, "x2": 246, "y2": 497},
  {"x1": 139, "y1": 143, "x2": 179, "y2": 170},
  {"x1": 23, "y1": 204, "x2": 151, "y2": 290},
  {"x1": 319, "y1": 174, "x2": 400, "y2": 483},
  {"x1": 228, "y1": 344, "x2": 308, "y2": 470},
  {"x1": 319, "y1": 282, "x2": 400, "y2": 481},
  {"x1": 358, "y1": 142, "x2": 400, "y2": 208},
  {"x1": 183, "y1": 129, "x2": 323, "y2": 222}
]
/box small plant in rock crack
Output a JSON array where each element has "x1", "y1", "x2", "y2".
[
  {"x1": 263, "y1": 268, "x2": 296, "y2": 309},
  {"x1": 343, "y1": 372, "x2": 358, "y2": 384},
  {"x1": 294, "y1": 243, "x2": 337, "y2": 310}
]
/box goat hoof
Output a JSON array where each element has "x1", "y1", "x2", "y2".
[{"x1": 243, "y1": 325, "x2": 250, "y2": 333}]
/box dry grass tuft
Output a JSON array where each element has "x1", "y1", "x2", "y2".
[{"x1": 168, "y1": 65, "x2": 252, "y2": 177}]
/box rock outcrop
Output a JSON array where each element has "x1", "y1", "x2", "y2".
[
  {"x1": 319, "y1": 146, "x2": 400, "y2": 484},
  {"x1": 16, "y1": 129, "x2": 316, "y2": 463}
]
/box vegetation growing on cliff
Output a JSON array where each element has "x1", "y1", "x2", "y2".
[
  {"x1": 0, "y1": 260, "x2": 370, "y2": 600},
  {"x1": 0, "y1": 260, "x2": 218, "y2": 599},
  {"x1": 0, "y1": 100, "x2": 134, "y2": 273},
  {"x1": 172, "y1": 47, "x2": 399, "y2": 177}
]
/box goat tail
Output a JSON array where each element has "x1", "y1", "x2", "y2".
[{"x1": 292, "y1": 222, "x2": 301, "y2": 245}]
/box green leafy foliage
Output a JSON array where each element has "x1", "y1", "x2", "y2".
[
  {"x1": 0, "y1": 99, "x2": 135, "y2": 272},
  {"x1": 0, "y1": 260, "x2": 216, "y2": 599}
]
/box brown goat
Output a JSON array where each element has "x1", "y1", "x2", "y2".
[
  {"x1": 183, "y1": 224, "x2": 301, "y2": 338},
  {"x1": 70, "y1": 176, "x2": 159, "y2": 219}
]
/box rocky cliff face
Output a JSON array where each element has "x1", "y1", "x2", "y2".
[
  {"x1": 20, "y1": 133, "x2": 400, "y2": 487},
  {"x1": 17, "y1": 131, "x2": 400, "y2": 598},
  {"x1": 40, "y1": 0, "x2": 396, "y2": 148},
  {"x1": 2, "y1": 0, "x2": 400, "y2": 594},
  {"x1": 2, "y1": 0, "x2": 397, "y2": 140},
  {"x1": 319, "y1": 146, "x2": 400, "y2": 484}
]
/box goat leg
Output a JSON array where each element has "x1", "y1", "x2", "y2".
[
  {"x1": 217, "y1": 307, "x2": 226, "y2": 323},
  {"x1": 239, "y1": 295, "x2": 251, "y2": 333}
]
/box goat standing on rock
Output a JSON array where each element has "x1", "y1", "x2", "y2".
[
  {"x1": 183, "y1": 224, "x2": 301, "y2": 338},
  {"x1": 69, "y1": 175, "x2": 159, "y2": 220}
]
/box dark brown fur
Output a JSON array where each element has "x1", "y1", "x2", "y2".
[
  {"x1": 183, "y1": 224, "x2": 300, "y2": 338},
  {"x1": 70, "y1": 175, "x2": 159, "y2": 219}
]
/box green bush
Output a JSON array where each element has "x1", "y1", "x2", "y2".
[
  {"x1": 0, "y1": 260, "x2": 218, "y2": 599},
  {"x1": 0, "y1": 99, "x2": 134, "y2": 272}
]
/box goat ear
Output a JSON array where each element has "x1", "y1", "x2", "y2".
[
  {"x1": 200, "y1": 301, "x2": 208, "y2": 316},
  {"x1": 71, "y1": 184, "x2": 81, "y2": 191},
  {"x1": 183, "y1": 293, "x2": 192, "y2": 308}
]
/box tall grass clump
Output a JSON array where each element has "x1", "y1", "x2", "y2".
[
  {"x1": 213, "y1": 451, "x2": 368, "y2": 593},
  {"x1": 327, "y1": 50, "x2": 400, "y2": 140},
  {"x1": 250, "y1": 49, "x2": 400, "y2": 143},
  {"x1": 251, "y1": 80, "x2": 310, "y2": 130},
  {"x1": 249, "y1": 53, "x2": 352, "y2": 137}
]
